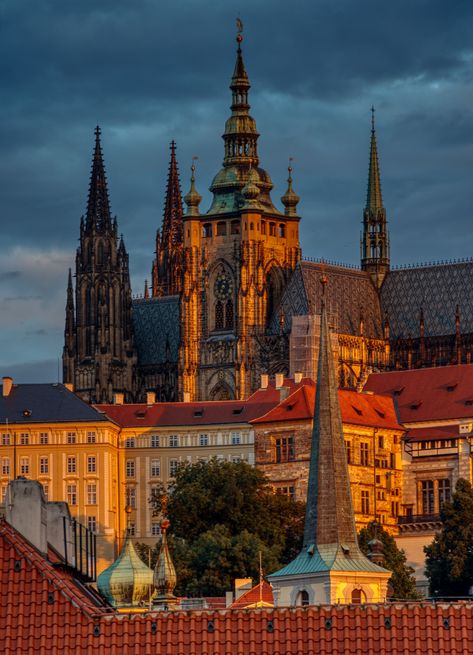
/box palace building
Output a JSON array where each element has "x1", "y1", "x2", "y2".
[{"x1": 63, "y1": 31, "x2": 473, "y2": 404}]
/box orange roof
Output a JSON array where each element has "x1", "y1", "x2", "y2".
[
  {"x1": 95, "y1": 378, "x2": 310, "y2": 428},
  {"x1": 1, "y1": 518, "x2": 473, "y2": 654},
  {"x1": 252, "y1": 381, "x2": 403, "y2": 431},
  {"x1": 406, "y1": 426, "x2": 459, "y2": 442},
  {"x1": 364, "y1": 365, "x2": 473, "y2": 424},
  {"x1": 230, "y1": 580, "x2": 274, "y2": 609}
]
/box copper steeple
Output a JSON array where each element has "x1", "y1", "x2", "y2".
[
  {"x1": 153, "y1": 518, "x2": 178, "y2": 607},
  {"x1": 86, "y1": 126, "x2": 112, "y2": 232},
  {"x1": 361, "y1": 107, "x2": 390, "y2": 288}
]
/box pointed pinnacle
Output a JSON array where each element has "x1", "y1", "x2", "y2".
[{"x1": 366, "y1": 108, "x2": 384, "y2": 212}]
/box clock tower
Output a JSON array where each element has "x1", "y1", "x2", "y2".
[{"x1": 179, "y1": 30, "x2": 301, "y2": 401}]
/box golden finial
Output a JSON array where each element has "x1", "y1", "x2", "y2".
[
  {"x1": 236, "y1": 17, "x2": 244, "y2": 42},
  {"x1": 371, "y1": 105, "x2": 376, "y2": 132}
]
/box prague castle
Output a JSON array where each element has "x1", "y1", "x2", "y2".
[{"x1": 63, "y1": 31, "x2": 473, "y2": 404}]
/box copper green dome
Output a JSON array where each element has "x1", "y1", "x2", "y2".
[{"x1": 97, "y1": 535, "x2": 154, "y2": 607}]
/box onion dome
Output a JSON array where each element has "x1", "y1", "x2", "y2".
[
  {"x1": 184, "y1": 161, "x2": 202, "y2": 217},
  {"x1": 97, "y1": 534, "x2": 154, "y2": 608},
  {"x1": 281, "y1": 162, "x2": 300, "y2": 216},
  {"x1": 153, "y1": 518, "x2": 179, "y2": 607},
  {"x1": 241, "y1": 167, "x2": 261, "y2": 208}
]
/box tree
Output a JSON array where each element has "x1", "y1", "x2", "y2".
[
  {"x1": 141, "y1": 459, "x2": 305, "y2": 596},
  {"x1": 358, "y1": 522, "x2": 421, "y2": 600},
  {"x1": 424, "y1": 478, "x2": 473, "y2": 597}
]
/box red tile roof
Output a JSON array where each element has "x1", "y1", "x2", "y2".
[
  {"x1": 95, "y1": 378, "x2": 312, "y2": 428},
  {"x1": 230, "y1": 580, "x2": 274, "y2": 609},
  {"x1": 1, "y1": 517, "x2": 473, "y2": 654},
  {"x1": 364, "y1": 364, "x2": 473, "y2": 424},
  {"x1": 251, "y1": 381, "x2": 403, "y2": 431},
  {"x1": 406, "y1": 426, "x2": 459, "y2": 442}
]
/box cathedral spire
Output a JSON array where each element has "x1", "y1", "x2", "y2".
[
  {"x1": 161, "y1": 140, "x2": 184, "y2": 248},
  {"x1": 361, "y1": 107, "x2": 390, "y2": 288},
  {"x1": 86, "y1": 126, "x2": 112, "y2": 232}
]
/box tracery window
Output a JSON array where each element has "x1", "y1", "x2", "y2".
[
  {"x1": 225, "y1": 299, "x2": 234, "y2": 330},
  {"x1": 215, "y1": 301, "x2": 224, "y2": 330}
]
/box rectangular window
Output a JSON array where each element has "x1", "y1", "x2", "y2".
[
  {"x1": 421, "y1": 480, "x2": 435, "y2": 514},
  {"x1": 20, "y1": 433, "x2": 29, "y2": 445},
  {"x1": 20, "y1": 457, "x2": 29, "y2": 475},
  {"x1": 87, "y1": 456, "x2": 96, "y2": 473},
  {"x1": 2, "y1": 434, "x2": 10, "y2": 446},
  {"x1": 378, "y1": 435, "x2": 385, "y2": 449},
  {"x1": 231, "y1": 432, "x2": 241, "y2": 445},
  {"x1": 151, "y1": 435, "x2": 160, "y2": 448},
  {"x1": 169, "y1": 435, "x2": 179, "y2": 448},
  {"x1": 361, "y1": 490, "x2": 370, "y2": 514},
  {"x1": 39, "y1": 457, "x2": 49, "y2": 474},
  {"x1": 87, "y1": 516, "x2": 97, "y2": 533},
  {"x1": 151, "y1": 522, "x2": 161, "y2": 536},
  {"x1": 87, "y1": 431, "x2": 96, "y2": 444},
  {"x1": 169, "y1": 459, "x2": 179, "y2": 477},
  {"x1": 275, "y1": 436, "x2": 295, "y2": 463},
  {"x1": 125, "y1": 459, "x2": 135, "y2": 478},
  {"x1": 42, "y1": 485, "x2": 49, "y2": 501},
  {"x1": 1, "y1": 486, "x2": 7, "y2": 503},
  {"x1": 150, "y1": 459, "x2": 160, "y2": 477},
  {"x1": 345, "y1": 440, "x2": 351, "y2": 464},
  {"x1": 127, "y1": 522, "x2": 136, "y2": 536},
  {"x1": 67, "y1": 484, "x2": 77, "y2": 506},
  {"x1": 438, "y1": 479, "x2": 451, "y2": 508},
  {"x1": 2, "y1": 458, "x2": 10, "y2": 476},
  {"x1": 39, "y1": 432, "x2": 49, "y2": 445},
  {"x1": 125, "y1": 438, "x2": 135, "y2": 448},
  {"x1": 391, "y1": 501, "x2": 399, "y2": 517},
  {"x1": 126, "y1": 487, "x2": 136, "y2": 508},
  {"x1": 67, "y1": 432, "x2": 76, "y2": 444},
  {"x1": 275, "y1": 485, "x2": 296, "y2": 500},
  {"x1": 199, "y1": 433, "x2": 209, "y2": 447},
  {"x1": 87, "y1": 483, "x2": 97, "y2": 505},
  {"x1": 360, "y1": 442, "x2": 369, "y2": 466},
  {"x1": 67, "y1": 456, "x2": 76, "y2": 474}
]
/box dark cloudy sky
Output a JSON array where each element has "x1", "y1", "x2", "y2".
[{"x1": 1, "y1": 0, "x2": 473, "y2": 382}]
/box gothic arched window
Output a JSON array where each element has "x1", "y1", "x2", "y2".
[
  {"x1": 225, "y1": 299, "x2": 234, "y2": 330},
  {"x1": 215, "y1": 301, "x2": 224, "y2": 330}
]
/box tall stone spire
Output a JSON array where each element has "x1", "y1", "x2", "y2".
[
  {"x1": 152, "y1": 141, "x2": 184, "y2": 297},
  {"x1": 86, "y1": 126, "x2": 112, "y2": 232},
  {"x1": 269, "y1": 277, "x2": 391, "y2": 605},
  {"x1": 361, "y1": 107, "x2": 390, "y2": 288}
]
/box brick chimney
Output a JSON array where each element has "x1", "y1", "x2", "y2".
[
  {"x1": 146, "y1": 391, "x2": 156, "y2": 405},
  {"x1": 114, "y1": 392, "x2": 124, "y2": 405}
]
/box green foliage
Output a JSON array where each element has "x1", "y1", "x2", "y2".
[
  {"x1": 424, "y1": 478, "x2": 473, "y2": 597},
  {"x1": 358, "y1": 522, "x2": 421, "y2": 600},
  {"x1": 143, "y1": 459, "x2": 305, "y2": 596}
]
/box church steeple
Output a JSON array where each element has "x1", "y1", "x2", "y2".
[
  {"x1": 361, "y1": 108, "x2": 390, "y2": 288},
  {"x1": 152, "y1": 141, "x2": 184, "y2": 297},
  {"x1": 86, "y1": 126, "x2": 112, "y2": 232}
]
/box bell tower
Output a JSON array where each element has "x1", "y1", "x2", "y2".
[
  {"x1": 361, "y1": 108, "x2": 390, "y2": 288},
  {"x1": 63, "y1": 127, "x2": 137, "y2": 403},
  {"x1": 179, "y1": 27, "x2": 301, "y2": 401}
]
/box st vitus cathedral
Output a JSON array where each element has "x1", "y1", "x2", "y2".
[{"x1": 63, "y1": 32, "x2": 473, "y2": 404}]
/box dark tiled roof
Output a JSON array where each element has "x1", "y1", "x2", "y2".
[
  {"x1": 381, "y1": 262, "x2": 473, "y2": 339},
  {"x1": 132, "y1": 296, "x2": 180, "y2": 366},
  {"x1": 0, "y1": 383, "x2": 109, "y2": 424},
  {"x1": 364, "y1": 364, "x2": 473, "y2": 423},
  {"x1": 276, "y1": 261, "x2": 383, "y2": 338}
]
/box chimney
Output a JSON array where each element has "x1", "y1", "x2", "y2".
[
  {"x1": 146, "y1": 391, "x2": 156, "y2": 405},
  {"x1": 46, "y1": 502, "x2": 75, "y2": 566},
  {"x1": 260, "y1": 374, "x2": 269, "y2": 390},
  {"x1": 2, "y1": 376, "x2": 13, "y2": 397},
  {"x1": 114, "y1": 392, "x2": 124, "y2": 405},
  {"x1": 5, "y1": 480, "x2": 48, "y2": 555},
  {"x1": 183, "y1": 392, "x2": 191, "y2": 403},
  {"x1": 234, "y1": 578, "x2": 253, "y2": 600},
  {"x1": 294, "y1": 371, "x2": 303, "y2": 384},
  {"x1": 275, "y1": 373, "x2": 284, "y2": 389},
  {"x1": 64, "y1": 382, "x2": 74, "y2": 392}
]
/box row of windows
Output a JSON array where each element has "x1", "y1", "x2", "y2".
[
  {"x1": 125, "y1": 455, "x2": 243, "y2": 479},
  {"x1": 1, "y1": 431, "x2": 97, "y2": 446},
  {"x1": 420, "y1": 479, "x2": 451, "y2": 514},
  {"x1": 273, "y1": 436, "x2": 396, "y2": 467},
  {"x1": 201, "y1": 221, "x2": 287, "y2": 239},
  {"x1": 1, "y1": 456, "x2": 97, "y2": 477},
  {"x1": 66, "y1": 483, "x2": 97, "y2": 506},
  {"x1": 124, "y1": 432, "x2": 242, "y2": 448},
  {"x1": 346, "y1": 441, "x2": 396, "y2": 469}
]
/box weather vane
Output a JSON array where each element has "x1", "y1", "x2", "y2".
[{"x1": 236, "y1": 17, "x2": 243, "y2": 34}]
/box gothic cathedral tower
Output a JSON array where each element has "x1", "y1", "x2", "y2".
[
  {"x1": 63, "y1": 127, "x2": 137, "y2": 403},
  {"x1": 361, "y1": 109, "x2": 390, "y2": 288},
  {"x1": 179, "y1": 32, "x2": 301, "y2": 401}
]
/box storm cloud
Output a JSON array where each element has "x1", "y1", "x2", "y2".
[{"x1": 1, "y1": 0, "x2": 473, "y2": 380}]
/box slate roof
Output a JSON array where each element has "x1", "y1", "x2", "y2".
[
  {"x1": 276, "y1": 261, "x2": 383, "y2": 338},
  {"x1": 0, "y1": 383, "x2": 109, "y2": 424},
  {"x1": 381, "y1": 261, "x2": 473, "y2": 339},
  {"x1": 364, "y1": 364, "x2": 473, "y2": 424},
  {"x1": 2, "y1": 515, "x2": 473, "y2": 654},
  {"x1": 132, "y1": 296, "x2": 180, "y2": 366}
]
